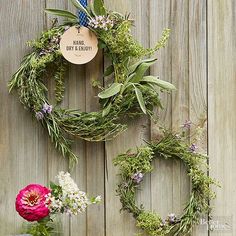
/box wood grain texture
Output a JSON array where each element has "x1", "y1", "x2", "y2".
[
  {"x1": 45, "y1": 0, "x2": 71, "y2": 235},
  {"x1": 150, "y1": 0, "x2": 174, "y2": 219},
  {"x1": 170, "y1": 0, "x2": 190, "y2": 218},
  {"x1": 85, "y1": 51, "x2": 105, "y2": 236},
  {"x1": 0, "y1": 0, "x2": 47, "y2": 235},
  {"x1": 208, "y1": 0, "x2": 236, "y2": 235},
  {"x1": 0, "y1": 0, "x2": 233, "y2": 235},
  {"x1": 67, "y1": 61, "x2": 87, "y2": 236},
  {"x1": 189, "y1": 1, "x2": 207, "y2": 235}
]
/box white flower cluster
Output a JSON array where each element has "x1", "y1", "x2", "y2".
[
  {"x1": 88, "y1": 15, "x2": 114, "y2": 31},
  {"x1": 47, "y1": 172, "x2": 101, "y2": 216}
]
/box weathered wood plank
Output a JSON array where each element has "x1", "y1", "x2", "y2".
[
  {"x1": 0, "y1": 0, "x2": 47, "y2": 235},
  {"x1": 104, "y1": 0, "x2": 150, "y2": 235},
  {"x1": 189, "y1": 1, "x2": 208, "y2": 235},
  {"x1": 150, "y1": 0, "x2": 173, "y2": 219},
  {"x1": 67, "y1": 62, "x2": 87, "y2": 236},
  {"x1": 208, "y1": 0, "x2": 236, "y2": 235},
  {"x1": 46, "y1": 0, "x2": 70, "y2": 235},
  {"x1": 170, "y1": 0, "x2": 190, "y2": 218},
  {"x1": 85, "y1": 51, "x2": 105, "y2": 236}
]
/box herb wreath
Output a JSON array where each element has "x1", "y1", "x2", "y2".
[
  {"x1": 8, "y1": 0, "x2": 175, "y2": 165},
  {"x1": 114, "y1": 131, "x2": 218, "y2": 236}
]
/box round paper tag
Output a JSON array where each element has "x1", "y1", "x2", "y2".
[{"x1": 60, "y1": 26, "x2": 98, "y2": 65}]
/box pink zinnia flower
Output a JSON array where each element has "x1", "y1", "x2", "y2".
[{"x1": 15, "y1": 184, "x2": 50, "y2": 222}]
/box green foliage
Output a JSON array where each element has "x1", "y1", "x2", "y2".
[
  {"x1": 28, "y1": 26, "x2": 64, "y2": 51},
  {"x1": 134, "y1": 86, "x2": 147, "y2": 114},
  {"x1": 129, "y1": 58, "x2": 156, "y2": 75},
  {"x1": 50, "y1": 181, "x2": 62, "y2": 199},
  {"x1": 137, "y1": 212, "x2": 167, "y2": 236},
  {"x1": 54, "y1": 60, "x2": 67, "y2": 104},
  {"x1": 45, "y1": 9, "x2": 78, "y2": 20},
  {"x1": 130, "y1": 59, "x2": 157, "y2": 83},
  {"x1": 114, "y1": 147, "x2": 153, "y2": 217},
  {"x1": 8, "y1": 3, "x2": 173, "y2": 166},
  {"x1": 104, "y1": 64, "x2": 114, "y2": 76},
  {"x1": 114, "y1": 147, "x2": 154, "y2": 178},
  {"x1": 98, "y1": 18, "x2": 170, "y2": 82},
  {"x1": 99, "y1": 57, "x2": 174, "y2": 116},
  {"x1": 93, "y1": 0, "x2": 106, "y2": 16},
  {"x1": 98, "y1": 83, "x2": 122, "y2": 99},
  {"x1": 100, "y1": 20, "x2": 170, "y2": 62},
  {"x1": 114, "y1": 132, "x2": 219, "y2": 236},
  {"x1": 140, "y1": 76, "x2": 176, "y2": 91},
  {"x1": 23, "y1": 217, "x2": 55, "y2": 236}
]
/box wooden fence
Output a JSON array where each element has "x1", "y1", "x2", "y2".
[{"x1": 0, "y1": 0, "x2": 235, "y2": 235}]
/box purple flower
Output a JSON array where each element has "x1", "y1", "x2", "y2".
[
  {"x1": 189, "y1": 144, "x2": 197, "y2": 152},
  {"x1": 88, "y1": 15, "x2": 114, "y2": 31},
  {"x1": 167, "y1": 213, "x2": 176, "y2": 224},
  {"x1": 35, "y1": 111, "x2": 44, "y2": 120},
  {"x1": 182, "y1": 120, "x2": 192, "y2": 129},
  {"x1": 42, "y1": 103, "x2": 53, "y2": 114},
  {"x1": 132, "y1": 172, "x2": 144, "y2": 184}
]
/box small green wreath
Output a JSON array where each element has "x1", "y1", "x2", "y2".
[
  {"x1": 8, "y1": 0, "x2": 174, "y2": 165},
  {"x1": 114, "y1": 132, "x2": 218, "y2": 236}
]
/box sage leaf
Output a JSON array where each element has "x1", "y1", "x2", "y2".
[
  {"x1": 98, "y1": 40, "x2": 107, "y2": 49},
  {"x1": 141, "y1": 76, "x2": 176, "y2": 91},
  {"x1": 129, "y1": 58, "x2": 157, "y2": 75},
  {"x1": 104, "y1": 65, "x2": 114, "y2": 77},
  {"x1": 127, "y1": 73, "x2": 136, "y2": 82},
  {"x1": 45, "y1": 9, "x2": 78, "y2": 20},
  {"x1": 142, "y1": 83, "x2": 156, "y2": 91},
  {"x1": 102, "y1": 103, "x2": 112, "y2": 117},
  {"x1": 94, "y1": 0, "x2": 106, "y2": 16},
  {"x1": 122, "y1": 74, "x2": 135, "y2": 93},
  {"x1": 98, "y1": 83, "x2": 122, "y2": 99},
  {"x1": 134, "y1": 86, "x2": 146, "y2": 114},
  {"x1": 87, "y1": 3, "x2": 96, "y2": 17},
  {"x1": 130, "y1": 59, "x2": 157, "y2": 83}
]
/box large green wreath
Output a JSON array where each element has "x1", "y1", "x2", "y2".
[
  {"x1": 114, "y1": 132, "x2": 218, "y2": 236},
  {"x1": 8, "y1": 0, "x2": 174, "y2": 165}
]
